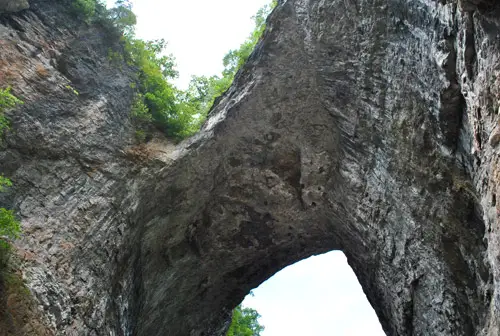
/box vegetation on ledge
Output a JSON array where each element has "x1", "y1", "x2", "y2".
[
  {"x1": 67, "y1": 0, "x2": 276, "y2": 140},
  {"x1": 0, "y1": 175, "x2": 21, "y2": 264},
  {"x1": 0, "y1": 89, "x2": 22, "y2": 272},
  {"x1": 0, "y1": 87, "x2": 23, "y2": 143}
]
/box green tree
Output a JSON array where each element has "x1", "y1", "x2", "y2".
[
  {"x1": 182, "y1": 75, "x2": 232, "y2": 123},
  {"x1": 182, "y1": 0, "x2": 277, "y2": 126},
  {"x1": 227, "y1": 305, "x2": 264, "y2": 336},
  {"x1": 108, "y1": 5, "x2": 136, "y2": 35},
  {"x1": 122, "y1": 37, "x2": 198, "y2": 138},
  {"x1": 71, "y1": 0, "x2": 97, "y2": 20},
  {"x1": 0, "y1": 87, "x2": 23, "y2": 143},
  {"x1": 69, "y1": 0, "x2": 277, "y2": 139},
  {"x1": 0, "y1": 176, "x2": 20, "y2": 251},
  {"x1": 222, "y1": 0, "x2": 276, "y2": 80}
]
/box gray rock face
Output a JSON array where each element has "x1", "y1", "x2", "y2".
[
  {"x1": 1, "y1": 0, "x2": 500, "y2": 335},
  {"x1": 0, "y1": 0, "x2": 28, "y2": 13}
]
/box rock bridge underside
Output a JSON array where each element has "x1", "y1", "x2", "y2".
[{"x1": 2, "y1": 0, "x2": 500, "y2": 335}]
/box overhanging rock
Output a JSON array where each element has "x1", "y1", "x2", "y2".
[{"x1": 1, "y1": 0, "x2": 500, "y2": 335}]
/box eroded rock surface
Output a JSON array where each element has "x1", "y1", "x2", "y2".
[
  {"x1": 1, "y1": 0, "x2": 500, "y2": 335},
  {"x1": 0, "y1": 0, "x2": 28, "y2": 14}
]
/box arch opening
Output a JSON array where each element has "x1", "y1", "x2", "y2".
[{"x1": 239, "y1": 251, "x2": 386, "y2": 335}]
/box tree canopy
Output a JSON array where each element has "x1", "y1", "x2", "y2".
[
  {"x1": 69, "y1": 0, "x2": 277, "y2": 140},
  {"x1": 227, "y1": 304, "x2": 265, "y2": 336},
  {"x1": 185, "y1": 0, "x2": 277, "y2": 125}
]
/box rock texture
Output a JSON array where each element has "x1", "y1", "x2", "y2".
[
  {"x1": 1, "y1": 0, "x2": 500, "y2": 335},
  {"x1": 0, "y1": 0, "x2": 28, "y2": 14}
]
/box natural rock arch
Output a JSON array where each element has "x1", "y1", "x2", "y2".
[{"x1": 1, "y1": 0, "x2": 500, "y2": 335}]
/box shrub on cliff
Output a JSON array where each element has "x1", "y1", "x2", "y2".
[
  {"x1": 0, "y1": 176, "x2": 20, "y2": 273},
  {"x1": 0, "y1": 176, "x2": 20, "y2": 249},
  {"x1": 0, "y1": 90, "x2": 22, "y2": 254},
  {"x1": 0, "y1": 87, "x2": 22, "y2": 143},
  {"x1": 0, "y1": 209, "x2": 20, "y2": 247}
]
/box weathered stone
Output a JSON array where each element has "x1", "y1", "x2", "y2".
[
  {"x1": 0, "y1": 0, "x2": 28, "y2": 13},
  {"x1": 489, "y1": 127, "x2": 500, "y2": 147},
  {"x1": 1, "y1": 0, "x2": 500, "y2": 335}
]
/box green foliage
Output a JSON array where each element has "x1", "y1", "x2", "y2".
[
  {"x1": 0, "y1": 176, "x2": 20, "y2": 254},
  {"x1": 123, "y1": 38, "x2": 195, "y2": 138},
  {"x1": 183, "y1": 1, "x2": 277, "y2": 123},
  {"x1": 130, "y1": 94, "x2": 151, "y2": 142},
  {"x1": 108, "y1": 48, "x2": 125, "y2": 65},
  {"x1": 130, "y1": 94, "x2": 152, "y2": 123},
  {"x1": 68, "y1": 0, "x2": 118, "y2": 27},
  {"x1": 223, "y1": 1, "x2": 276, "y2": 80},
  {"x1": 0, "y1": 209, "x2": 20, "y2": 241},
  {"x1": 108, "y1": 1, "x2": 136, "y2": 35},
  {"x1": 0, "y1": 115, "x2": 8, "y2": 139},
  {"x1": 0, "y1": 88, "x2": 22, "y2": 111},
  {"x1": 70, "y1": 0, "x2": 276, "y2": 139},
  {"x1": 134, "y1": 129, "x2": 146, "y2": 142},
  {"x1": 120, "y1": 0, "x2": 276, "y2": 139},
  {"x1": 0, "y1": 87, "x2": 23, "y2": 141},
  {"x1": 0, "y1": 176, "x2": 12, "y2": 192},
  {"x1": 71, "y1": 0, "x2": 97, "y2": 20},
  {"x1": 0, "y1": 100, "x2": 21, "y2": 256},
  {"x1": 183, "y1": 75, "x2": 232, "y2": 122},
  {"x1": 227, "y1": 305, "x2": 264, "y2": 336},
  {"x1": 0, "y1": 176, "x2": 20, "y2": 239}
]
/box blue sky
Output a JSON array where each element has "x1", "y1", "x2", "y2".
[{"x1": 116, "y1": 0, "x2": 386, "y2": 334}]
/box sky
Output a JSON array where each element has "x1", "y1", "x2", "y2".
[
  {"x1": 118, "y1": 0, "x2": 386, "y2": 334},
  {"x1": 242, "y1": 251, "x2": 386, "y2": 336},
  {"x1": 124, "y1": 0, "x2": 271, "y2": 89}
]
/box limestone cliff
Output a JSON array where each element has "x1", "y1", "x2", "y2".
[
  {"x1": 0, "y1": 0, "x2": 28, "y2": 14},
  {"x1": 1, "y1": 0, "x2": 500, "y2": 335}
]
